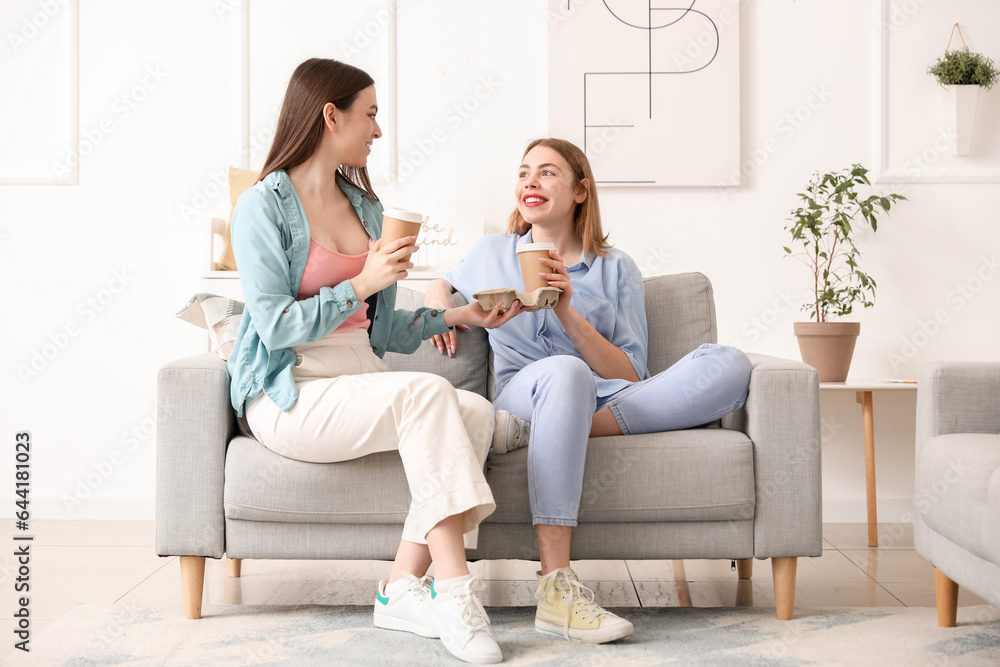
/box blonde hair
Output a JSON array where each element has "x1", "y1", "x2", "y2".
[{"x1": 506, "y1": 138, "x2": 609, "y2": 257}]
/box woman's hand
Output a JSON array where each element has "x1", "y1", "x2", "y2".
[
  {"x1": 350, "y1": 236, "x2": 418, "y2": 301},
  {"x1": 425, "y1": 280, "x2": 464, "y2": 357},
  {"x1": 443, "y1": 300, "x2": 524, "y2": 333},
  {"x1": 538, "y1": 249, "x2": 575, "y2": 319}
]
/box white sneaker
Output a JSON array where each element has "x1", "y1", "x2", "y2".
[
  {"x1": 493, "y1": 410, "x2": 530, "y2": 454},
  {"x1": 373, "y1": 573, "x2": 440, "y2": 638},
  {"x1": 428, "y1": 575, "x2": 502, "y2": 664}
]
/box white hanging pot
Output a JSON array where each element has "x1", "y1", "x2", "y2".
[{"x1": 939, "y1": 84, "x2": 983, "y2": 155}]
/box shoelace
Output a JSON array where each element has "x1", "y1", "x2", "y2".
[
  {"x1": 440, "y1": 577, "x2": 491, "y2": 644},
  {"x1": 510, "y1": 415, "x2": 528, "y2": 447},
  {"x1": 400, "y1": 572, "x2": 432, "y2": 598},
  {"x1": 536, "y1": 569, "x2": 612, "y2": 640}
]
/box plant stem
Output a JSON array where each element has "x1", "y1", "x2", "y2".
[
  {"x1": 813, "y1": 241, "x2": 820, "y2": 323},
  {"x1": 821, "y1": 230, "x2": 839, "y2": 322}
]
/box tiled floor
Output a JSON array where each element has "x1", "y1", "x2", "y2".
[{"x1": 1, "y1": 521, "x2": 991, "y2": 659}]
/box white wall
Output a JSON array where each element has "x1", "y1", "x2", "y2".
[{"x1": 2, "y1": 0, "x2": 997, "y2": 522}]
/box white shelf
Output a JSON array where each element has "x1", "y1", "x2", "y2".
[
  {"x1": 200, "y1": 268, "x2": 452, "y2": 281},
  {"x1": 819, "y1": 380, "x2": 918, "y2": 391},
  {"x1": 198, "y1": 268, "x2": 452, "y2": 299}
]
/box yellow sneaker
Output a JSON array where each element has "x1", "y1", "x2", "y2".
[{"x1": 534, "y1": 567, "x2": 634, "y2": 643}]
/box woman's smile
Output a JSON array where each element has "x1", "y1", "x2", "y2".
[{"x1": 522, "y1": 195, "x2": 548, "y2": 207}]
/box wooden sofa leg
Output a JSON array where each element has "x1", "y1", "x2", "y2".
[
  {"x1": 180, "y1": 556, "x2": 206, "y2": 620},
  {"x1": 736, "y1": 558, "x2": 753, "y2": 579},
  {"x1": 226, "y1": 555, "x2": 242, "y2": 578},
  {"x1": 772, "y1": 556, "x2": 797, "y2": 620},
  {"x1": 935, "y1": 568, "x2": 958, "y2": 628}
]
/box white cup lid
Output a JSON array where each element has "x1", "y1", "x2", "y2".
[
  {"x1": 382, "y1": 206, "x2": 424, "y2": 223},
  {"x1": 516, "y1": 242, "x2": 556, "y2": 253}
]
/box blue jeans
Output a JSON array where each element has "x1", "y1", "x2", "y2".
[{"x1": 492, "y1": 344, "x2": 752, "y2": 526}]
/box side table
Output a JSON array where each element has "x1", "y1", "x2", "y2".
[{"x1": 819, "y1": 380, "x2": 918, "y2": 547}]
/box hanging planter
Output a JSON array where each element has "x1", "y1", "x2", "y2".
[
  {"x1": 927, "y1": 24, "x2": 998, "y2": 156},
  {"x1": 939, "y1": 84, "x2": 981, "y2": 155}
]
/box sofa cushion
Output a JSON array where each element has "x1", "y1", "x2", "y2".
[
  {"x1": 224, "y1": 428, "x2": 755, "y2": 526},
  {"x1": 917, "y1": 433, "x2": 1000, "y2": 565},
  {"x1": 224, "y1": 436, "x2": 412, "y2": 524},
  {"x1": 384, "y1": 287, "x2": 490, "y2": 398},
  {"x1": 486, "y1": 428, "x2": 755, "y2": 524},
  {"x1": 989, "y1": 468, "x2": 1000, "y2": 567},
  {"x1": 644, "y1": 272, "x2": 717, "y2": 375}
]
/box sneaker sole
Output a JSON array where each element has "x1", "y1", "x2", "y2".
[
  {"x1": 440, "y1": 638, "x2": 503, "y2": 665},
  {"x1": 491, "y1": 419, "x2": 511, "y2": 455},
  {"x1": 534, "y1": 618, "x2": 634, "y2": 644},
  {"x1": 374, "y1": 614, "x2": 440, "y2": 638},
  {"x1": 491, "y1": 413, "x2": 528, "y2": 455}
]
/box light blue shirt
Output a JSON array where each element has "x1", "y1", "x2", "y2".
[
  {"x1": 445, "y1": 231, "x2": 649, "y2": 399},
  {"x1": 228, "y1": 169, "x2": 451, "y2": 416}
]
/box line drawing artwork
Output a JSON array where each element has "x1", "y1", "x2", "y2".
[{"x1": 549, "y1": 0, "x2": 740, "y2": 186}]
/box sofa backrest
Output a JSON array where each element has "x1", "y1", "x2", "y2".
[
  {"x1": 386, "y1": 271, "x2": 717, "y2": 398},
  {"x1": 643, "y1": 272, "x2": 718, "y2": 375},
  {"x1": 384, "y1": 290, "x2": 492, "y2": 397}
]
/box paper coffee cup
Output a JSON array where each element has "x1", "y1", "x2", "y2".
[
  {"x1": 516, "y1": 242, "x2": 555, "y2": 292},
  {"x1": 381, "y1": 206, "x2": 425, "y2": 262}
]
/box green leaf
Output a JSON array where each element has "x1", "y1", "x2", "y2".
[
  {"x1": 929, "y1": 48, "x2": 999, "y2": 90},
  {"x1": 784, "y1": 163, "x2": 906, "y2": 321}
]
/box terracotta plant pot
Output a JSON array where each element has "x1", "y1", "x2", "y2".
[{"x1": 793, "y1": 322, "x2": 861, "y2": 382}]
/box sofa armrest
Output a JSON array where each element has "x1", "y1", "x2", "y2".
[
  {"x1": 155, "y1": 353, "x2": 234, "y2": 559},
  {"x1": 917, "y1": 362, "x2": 1000, "y2": 450},
  {"x1": 721, "y1": 353, "x2": 822, "y2": 558}
]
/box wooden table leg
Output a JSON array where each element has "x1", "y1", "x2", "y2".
[{"x1": 856, "y1": 390, "x2": 878, "y2": 547}]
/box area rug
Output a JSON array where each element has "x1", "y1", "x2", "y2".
[{"x1": 7, "y1": 604, "x2": 1000, "y2": 666}]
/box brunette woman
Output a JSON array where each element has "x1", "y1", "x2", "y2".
[{"x1": 229, "y1": 58, "x2": 521, "y2": 664}]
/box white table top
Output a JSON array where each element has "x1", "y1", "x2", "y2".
[
  {"x1": 819, "y1": 379, "x2": 918, "y2": 390},
  {"x1": 202, "y1": 268, "x2": 452, "y2": 280}
]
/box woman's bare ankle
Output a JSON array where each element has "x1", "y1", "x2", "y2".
[{"x1": 590, "y1": 407, "x2": 623, "y2": 437}]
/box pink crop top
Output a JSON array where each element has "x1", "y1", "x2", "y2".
[{"x1": 298, "y1": 239, "x2": 370, "y2": 333}]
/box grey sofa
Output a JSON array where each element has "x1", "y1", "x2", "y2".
[
  {"x1": 914, "y1": 361, "x2": 1000, "y2": 626},
  {"x1": 156, "y1": 272, "x2": 821, "y2": 620}
]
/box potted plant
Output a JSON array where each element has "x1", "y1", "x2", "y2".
[
  {"x1": 927, "y1": 25, "x2": 999, "y2": 155},
  {"x1": 783, "y1": 164, "x2": 906, "y2": 382}
]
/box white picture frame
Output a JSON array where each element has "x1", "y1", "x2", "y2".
[
  {"x1": 548, "y1": 0, "x2": 741, "y2": 187},
  {"x1": 873, "y1": 0, "x2": 1000, "y2": 183},
  {"x1": 0, "y1": 0, "x2": 79, "y2": 185},
  {"x1": 234, "y1": 0, "x2": 398, "y2": 184}
]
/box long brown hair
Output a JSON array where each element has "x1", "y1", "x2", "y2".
[
  {"x1": 507, "y1": 138, "x2": 609, "y2": 257},
  {"x1": 258, "y1": 58, "x2": 378, "y2": 200}
]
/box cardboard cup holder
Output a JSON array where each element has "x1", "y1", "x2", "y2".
[{"x1": 472, "y1": 286, "x2": 563, "y2": 313}]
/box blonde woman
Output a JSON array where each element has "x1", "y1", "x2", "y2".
[{"x1": 427, "y1": 138, "x2": 752, "y2": 643}]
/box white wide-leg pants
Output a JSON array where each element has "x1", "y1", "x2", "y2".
[{"x1": 246, "y1": 329, "x2": 495, "y2": 547}]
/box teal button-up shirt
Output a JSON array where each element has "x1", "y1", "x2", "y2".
[{"x1": 228, "y1": 169, "x2": 450, "y2": 416}]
